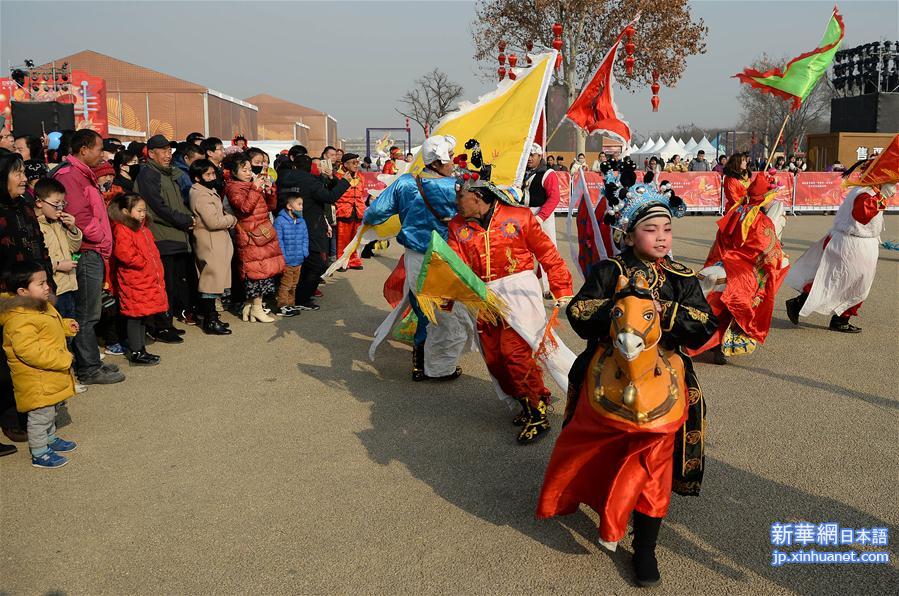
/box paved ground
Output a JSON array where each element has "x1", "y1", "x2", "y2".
[{"x1": 1, "y1": 214, "x2": 897, "y2": 595}]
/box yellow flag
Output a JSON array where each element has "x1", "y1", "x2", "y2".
[{"x1": 407, "y1": 51, "x2": 557, "y2": 187}]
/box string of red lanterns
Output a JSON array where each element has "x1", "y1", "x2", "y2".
[
  {"x1": 552, "y1": 23, "x2": 563, "y2": 70},
  {"x1": 651, "y1": 70, "x2": 660, "y2": 112}
]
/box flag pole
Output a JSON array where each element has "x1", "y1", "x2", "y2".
[
  {"x1": 764, "y1": 112, "x2": 791, "y2": 171},
  {"x1": 544, "y1": 119, "x2": 564, "y2": 149}
]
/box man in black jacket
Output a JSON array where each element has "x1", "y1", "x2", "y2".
[{"x1": 277, "y1": 155, "x2": 350, "y2": 309}]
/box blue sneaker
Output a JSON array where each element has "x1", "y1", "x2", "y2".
[
  {"x1": 48, "y1": 437, "x2": 77, "y2": 452},
  {"x1": 104, "y1": 343, "x2": 126, "y2": 356},
  {"x1": 31, "y1": 450, "x2": 68, "y2": 469}
]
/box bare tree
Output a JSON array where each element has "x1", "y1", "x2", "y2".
[
  {"x1": 472, "y1": 0, "x2": 708, "y2": 153},
  {"x1": 738, "y1": 54, "x2": 833, "y2": 157},
  {"x1": 396, "y1": 69, "x2": 465, "y2": 135}
]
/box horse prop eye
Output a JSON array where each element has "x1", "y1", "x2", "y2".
[
  {"x1": 643, "y1": 310, "x2": 654, "y2": 321},
  {"x1": 612, "y1": 307, "x2": 623, "y2": 318}
]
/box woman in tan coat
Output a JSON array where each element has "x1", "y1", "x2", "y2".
[{"x1": 189, "y1": 159, "x2": 236, "y2": 335}]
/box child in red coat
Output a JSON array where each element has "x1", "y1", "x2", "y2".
[{"x1": 108, "y1": 193, "x2": 169, "y2": 366}]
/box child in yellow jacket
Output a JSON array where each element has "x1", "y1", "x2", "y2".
[{"x1": 0, "y1": 261, "x2": 79, "y2": 469}]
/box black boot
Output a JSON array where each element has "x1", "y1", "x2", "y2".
[
  {"x1": 829, "y1": 315, "x2": 862, "y2": 333},
  {"x1": 713, "y1": 344, "x2": 728, "y2": 365},
  {"x1": 412, "y1": 343, "x2": 426, "y2": 382},
  {"x1": 516, "y1": 400, "x2": 550, "y2": 444},
  {"x1": 785, "y1": 293, "x2": 807, "y2": 326},
  {"x1": 129, "y1": 349, "x2": 161, "y2": 366},
  {"x1": 202, "y1": 299, "x2": 232, "y2": 335},
  {"x1": 411, "y1": 343, "x2": 462, "y2": 382},
  {"x1": 512, "y1": 398, "x2": 529, "y2": 426},
  {"x1": 0, "y1": 442, "x2": 17, "y2": 457},
  {"x1": 632, "y1": 512, "x2": 663, "y2": 587}
]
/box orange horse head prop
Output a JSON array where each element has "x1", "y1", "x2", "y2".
[{"x1": 586, "y1": 274, "x2": 686, "y2": 429}]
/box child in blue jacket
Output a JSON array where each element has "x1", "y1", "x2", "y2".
[{"x1": 273, "y1": 193, "x2": 309, "y2": 316}]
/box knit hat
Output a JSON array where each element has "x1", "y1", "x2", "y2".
[
  {"x1": 24, "y1": 160, "x2": 49, "y2": 181},
  {"x1": 92, "y1": 161, "x2": 115, "y2": 178},
  {"x1": 529, "y1": 143, "x2": 544, "y2": 155}
]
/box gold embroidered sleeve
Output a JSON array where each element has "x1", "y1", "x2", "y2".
[
  {"x1": 684, "y1": 305, "x2": 710, "y2": 324},
  {"x1": 569, "y1": 298, "x2": 609, "y2": 320}
]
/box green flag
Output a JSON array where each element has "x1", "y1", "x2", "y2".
[{"x1": 735, "y1": 7, "x2": 844, "y2": 110}]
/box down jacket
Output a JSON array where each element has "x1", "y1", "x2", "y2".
[
  {"x1": 273, "y1": 209, "x2": 310, "y2": 267},
  {"x1": 108, "y1": 209, "x2": 169, "y2": 318},
  {"x1": 0, "y1": 294, "x2": 76, "y2": 413},
  {"x1": 225, "y1": 180, "x2": 285, "y2": 280}
]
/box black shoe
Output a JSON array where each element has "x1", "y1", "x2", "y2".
[
  {"x1": 0, "y1": 442, "x2": 17, "y2": 457},
  {"x1": 829, "y1": 316, "x2": 862, "y2": 333},
  {"x1": 129, "y1": 350, "x2": 161, "y2": 366},
  {"x1": 101, "y1": 362, "x2": 120, "y2": 373},
  {"x1": 632, "y1": 512, "x2": 663, "y2": 587},
  {"x1": 203, "y1": 317, "x2": 233, "y2": 335},
  {"x1": 295, "y1": 301, "x2": 320, "y2": 311},
  {"x1": 176, "y1": 310, "x2": 197, "y2": 326},
  {"x1": 785, "y1": 295, "x2": 804, "y2": 326},
  {"x1": 517, "y1": 400, "x2": 550, "y2": 444},
  {"x1": 150, "y1": 328, "x2": 184, "y2": 344},
  {"x1": 173, "y1": 326, "x2": 187, "y2": 335},
  {"x1": 349, "y1": 264, "x2": 364, "y2": 270},
  {"x1": 79, "y1": 367, "x2": 126, "y2": 384}
]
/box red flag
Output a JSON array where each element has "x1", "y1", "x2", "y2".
[{"x1": 562, "y1": 16, "x2": 637, "y2": 143}]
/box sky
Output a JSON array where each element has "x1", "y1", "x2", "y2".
[{"x1": 1, "y1": 0, "x2": 896, "y2": 143}]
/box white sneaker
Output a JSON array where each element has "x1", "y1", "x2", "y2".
[{"x1": 75, "y1": 383, "x2": 88, "y2": 394}]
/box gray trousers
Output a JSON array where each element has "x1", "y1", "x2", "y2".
[{"x1": 28, "y1": 405, "x2": 58, "y2": 453}]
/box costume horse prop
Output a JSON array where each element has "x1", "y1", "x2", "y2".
[{"x1": 587, "y1": 274, "x2": 686, "y2": 428}]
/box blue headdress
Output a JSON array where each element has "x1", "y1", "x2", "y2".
[{"x1": 604, "y1": 170, "x2": 687, "y2": 240}]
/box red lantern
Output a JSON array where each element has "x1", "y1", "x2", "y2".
[
  {"x1": 624, "y1": 56, "x2": 635, "y2": 76},
  {"x1": 498, "y1": 66, "x2": 506, "y2": 81},
  {"x1": 552, "y1": 23, "x2": 563, "y2": 70},
  {"x1": 498, "y1": 52, "x2": 506, "y2": 65},
  {"x1": 526, "y1": 40, "x2": 533, "y2": 65},
  {"x1": 651, "y1": 70, "x2": 661, "y2": 112},
  {"x1": 508, "y1": 54, "x2": 518, "y2": 68},
  {"x1": 650, "y1": 81, "x2": 660, "y2": 95},
  {"x1": 651, "y1": 95, "x2": 660, "y2": 112},
  {"x1": 625, "y1": 24, "x2": 635, "y2": 38}
]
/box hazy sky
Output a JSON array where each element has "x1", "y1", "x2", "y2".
[{"x1": 2, "y1": 0, "x2": 896, "y2": 142}]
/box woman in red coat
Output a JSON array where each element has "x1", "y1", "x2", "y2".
[
  {"x1": 722, "y1": 153, "x2": 750, "y2": 211},
  {"x1": 224, "y1": 155, "x2": 285, "y2": 323},
  {"x1": 108, "y1": 193, "x2": 167, "y2": 366}
]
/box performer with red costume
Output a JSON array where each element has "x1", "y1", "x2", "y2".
[
  {"x1": 691, "y1": 172, "x2": 790, "y2": 363},
  {"x1": 785, "y1": 135, "x2": 898, "y2": 333},
  {"x1": 334, "y1": 153, "x2": 368, "y2": 271},
  {"x1": 447, "y1": 168, "x2": 574, "y2": 444},
  {"x1": 537, "y1": 176, "x2": 716, "y2": 587}
]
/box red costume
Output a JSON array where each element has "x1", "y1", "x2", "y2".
[
  {"x1": 335, "y1": 170, "x2": 368, "y2": 269},
  {"x1": 446, "y1": 201, "x2": 572, "y2": 407},
  {"x1": 691, "y1": 173, "x2": 790, "y2": 356},
  {"x1": 723, "y1": 174, "x2": 750, "y2": 211}
]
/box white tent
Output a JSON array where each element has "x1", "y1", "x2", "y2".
[
  {"x1": 694, "y1": 136, "x2": 719, "y2": 157},
  {"x1": 683, "y1": 137, "x2": 699, "y2": 154},
  {"x1": 657, "y1": 137, "x2": 685, "y2": 161},
  {"x1": 650, "y1": 137, "x2": 666, "y2": 153},
  {"x1": 639, "y1": 138, "x2": 656, "y2": 152},
  {"x1": 677, "y1": 138, "x2": 686, "y2": 147}
]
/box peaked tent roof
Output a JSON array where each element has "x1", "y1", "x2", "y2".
[
  {"x1": 657, "y1": 137, "x2": 685, "y2": 160},
  {"x1": 683, "y1": 137, "x2": 699, "y2": 153},
  {"x1": 694, "y1": 137, "x2": 719, "y2": 156}
]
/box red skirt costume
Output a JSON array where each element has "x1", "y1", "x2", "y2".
[
  {"x1": 691, "y1": 173, "x2": 790, "y2": 355},
  {"x1": 537, "y1": 250, "x2": 717, "y2": 542},
  {"x1": 447, "y1": 201, "x2": 573, "y2": 406}
]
